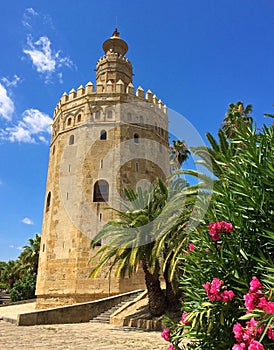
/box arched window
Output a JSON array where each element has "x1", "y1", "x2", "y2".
[
  {"x1": 134, "y1": 133, "x2": 139, "y2": 143},
  {"x1": 67, "y1": 117, "x2": 72, "y2": 126},
  {"x1": 127, "y1": 113, "x2": 132, "y2": 121},
  {"x1": 95, "y1": 111, "x2": 100, "y2": 120},
  {"x1": 100, "y1": 130, "x2": 107, "y2": 140},
  {"x1": 107, "y1": 110, "x2": 113, "y2": 119},
  {"x1": 93, "y1": 180, "x2": 109, "y2": 202},
  {"x1": 77, "y1": 114, "x2": 81, "y2": 123},
  {"x1": 69, "y1": 135, "x2": 74, "y2": 145},
  {"x1": 139, "y1": 116, "x2": 144, "y2": 125},
  {"x1": 46, "y1": 192, "x2": 51, "y2": 211}
]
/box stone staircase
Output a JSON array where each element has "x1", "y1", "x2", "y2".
[
  {"x1": 0, "y1": 290, "x2": 9, "y2": 305},
  {"x1": 89, "y1": 291, "x2": 142, "y2": 324}
]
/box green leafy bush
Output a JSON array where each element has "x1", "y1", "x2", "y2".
[
  {"x1": 163, "y1": 120, "x2": 274, "y2": 349},
  {"x1": 9, "y1": 274, "x2": 36, "y2": 302}
]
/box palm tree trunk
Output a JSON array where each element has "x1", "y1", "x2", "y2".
[
  {"x1": 163, "y1": 267, "x2": 180, "y2": 311},
  {"x1": 163, "y1": 246, "x2": 180, "y2": 311},
  {"x1": 142, "y1": 258, "x2": 167, "y2": 317}
]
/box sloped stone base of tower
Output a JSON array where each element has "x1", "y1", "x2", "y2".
[{"x1": 36, "y1": 271, "x2": 146, "y2": 309}]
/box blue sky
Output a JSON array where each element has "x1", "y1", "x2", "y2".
[{"x1": 0, "y1": 0, "x2": 273, "y2": 261}]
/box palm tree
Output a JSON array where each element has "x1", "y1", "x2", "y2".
[
  {"x1": 19, "y1": 233, "x2": 41, "y2": 275},
  {"x1": 0, "y1": 260, "x2": 20, "y2": 289},
  {"x1": 170, "y1": 140, "x2": 190, "y2": 172},
  {"x1": 222, "y1": 101, "x2": 253, "y2": 139},
  {"x1": 90, "y1": 181, "x2": 168, "y2": 317}
]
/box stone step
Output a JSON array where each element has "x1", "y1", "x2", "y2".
[{"x1": 90, "y1": 291, "x2": 142, "y2": 324}]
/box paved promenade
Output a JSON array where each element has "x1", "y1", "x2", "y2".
[
  {"x1": 0, "y1": 320, "x2": 168, "y2": 349},
  {"x1": 0, "y1": 303, "x2": 168, "y2": 349}
]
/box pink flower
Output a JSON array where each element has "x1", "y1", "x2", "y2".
[
  {"x1": 167, "y1": 345, "x2": 176, "y2": 350},
  {"x1": 221, "y1": 220, "x2": 234, "y2": 232},
  {"x1": 249, "y1": 277, "x2": 263, "y2": 293},
  {"x1": 244, "y1": 291, "x2": 262, "y2": 312},
  {"x1": 232, "y1": 344, "x2": 246, "y2": 350},
  {"x1": 203, "y1": 278, "x2": 234, "y2": 303},
  {"x1": 258, "y1": 297, "x2": 274, "y2": 314},
  {"x1": 247, "y1": 340, "x2": 264, "y2": 350},
  {"x1": 161, "y1": 328, "x2": 170, "y2": 342},
  {"x1": 233, "y1": 323, "x2": 244, "y2": 342},
  {"x1": 208, "y1": 221, "x2": 234, "y2": 241},
  {"x1": 221, "y1": 290, "x2": 234, "y2": 302},
  {"x1": 267, "y1": 326, "x2": 274, "y2": 340},
  {"x1": 244, "y1": 293, "x2": 257, "y2": 312},
  {"x1": 181, "y1": 312, "x2": 191, "y2": 325},
  {"x1": 189, "y1": 243, "x2": 195, "y2": 251},
  {"x1": 203, "y1": 278, "x2": 224, "y2": 301}
]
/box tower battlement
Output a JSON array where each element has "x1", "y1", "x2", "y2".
[{"x1": 54, "y1": 82, "x2": 167, "y2": 119}]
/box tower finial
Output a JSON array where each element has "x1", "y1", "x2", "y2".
[
  {"x1": 112, "y1": 28, "x2": 119, "y2": 38},
  {"x1": 102, "y1": 29, "x2": 128, "y2": 56}
]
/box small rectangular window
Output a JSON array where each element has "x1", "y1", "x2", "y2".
[
  {"x1": 135, "y1": 162, "x2": 139, "y2": 172},
  {"x1": 99, "y1": 213, "x2": 102, "y2": 221},
  {"x1": 100, "y1": 160, "x2": 103, "y2": 169}
]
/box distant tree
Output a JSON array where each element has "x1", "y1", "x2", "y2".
[
  {"x1": 170, "y1": 140, "x2": 190, "y2": 172},
  {"x1": 222, "y1": 101, "x2": 253, "y2": 138},
  {"x1": 9, "y1": 274, "x2": 36, "y2": 302},
  {"x1": 0, "y1": 233, "x2": 41, "y2": 301},
  {"x1": 0, "y1": 260, "x2": 21, "y2": 289},
  {"x1": 18, "y1": 233, "x2": 41, "y2": 275}
]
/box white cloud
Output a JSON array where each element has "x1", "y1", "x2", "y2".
[
  {"x1": 21, "y1": 217, "x2": 34, "y2": 225},
  {"x1": 0, "y1": 83, "x2": 15, "y2": 121},
  {"x1": 23, "y1": 35, "x2": 74, "y2": 83},
  {"x1": 1, "y1": 108, "x2": 52, "y2": 143},
  {"x1": 22, "y1": 7, "x2": 39, "y2": 28},
  {"x1": 9, "y1": 245, "x2": 24, "y2": 251},
  {"x1": 1, "y1": 75, "x2": 21, "y2": 88},
  {"x1": 24, "y1": 36, "x2": 56, "y2": 73}
]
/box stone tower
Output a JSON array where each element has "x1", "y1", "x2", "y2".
[{"x1": 36, "y1": 30, "x2": 169, "y2": 309}]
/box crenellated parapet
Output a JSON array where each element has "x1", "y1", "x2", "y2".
[
  {"x1": 51, "y1": 80, "x2": 167, "y2": 143},
  {"x1": 96, "y1": 53, "x2": 132, "y2": 67},
  {"x1": 54, "y1": 81, "x2": 167, "y2": 117}
]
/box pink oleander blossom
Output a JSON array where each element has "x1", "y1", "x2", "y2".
[
  {"x1": 232, "y1": 344, "x2": 246, "y2": 350},
  {"x1": 233, "y1": 322, "x2": 244, "y2": 342},
  {"x1": 189, "y1": 243, "x2": 195, "y2": 251},
  {"x1": 181, "y1": 312, "x2": 191, "y2": 325},
  {"x1": 233, "y1": 318, "x2": 264, "y2": 348},
  {"x1": 267, "y1": 326, "x2": 274, "y2": 340},
  {"x1": 167, "y1": 345, "x2": 176, "y2": 350},
  {"x1": 244, "y1": 291, "x2": 263, "y2": 312},
  {"x1": 208, "y1": 220, "x2": 234, "y2": 241},
  {"x1": 203, "y1": 278, "x2": 234, "y2": 302},
  {"x1": 249, "y1": 277, "x2": 263, "y2": 293},
  {"x1": 221, "y1": 290, "x2": 235, "y2": 302},
  {"x1": 247, "y1": 340, "x2": 264, "y2": 350},
  {"x1": 257, "y1": 296, "x2": 274, "y2": 314},
  {"x1": 161, "y1": 328, "x2": 170, "y2": 342}
]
